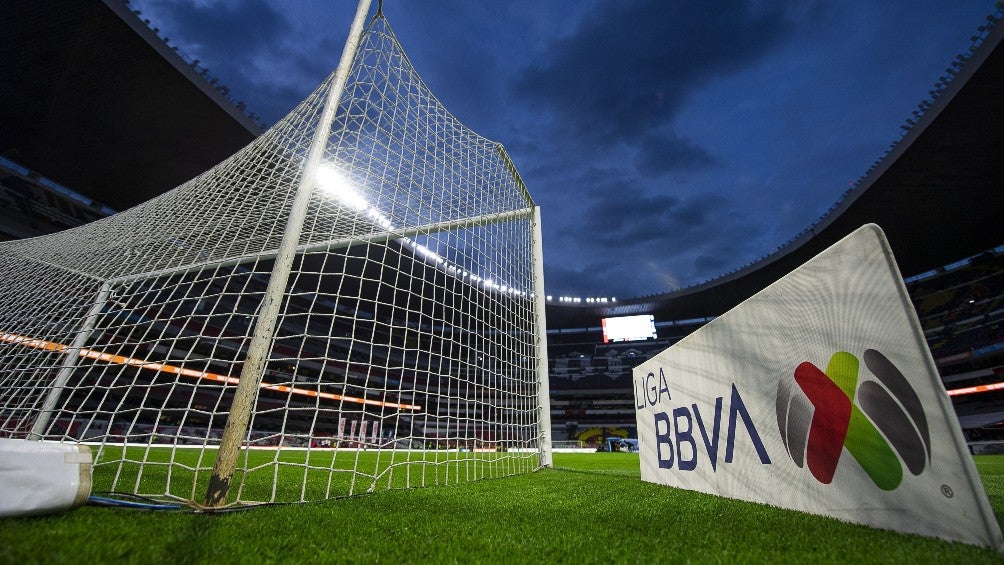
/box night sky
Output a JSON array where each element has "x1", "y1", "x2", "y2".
[{"x1": 129, "y1": 0, "x2": 996, "y2": 299}]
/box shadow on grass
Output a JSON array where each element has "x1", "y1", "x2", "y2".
[{"x1": 549, "y1": 466, "x2": 640, "y2": 479}]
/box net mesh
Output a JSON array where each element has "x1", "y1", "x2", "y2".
[{"x1": 0, "y1": 13, "x2": 545, "y2": 506}]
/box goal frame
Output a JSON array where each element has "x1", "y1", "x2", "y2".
[{"x1": 0, "y1": 0, "x2": 551, "y2": 509}]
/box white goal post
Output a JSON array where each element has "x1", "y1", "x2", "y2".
[{"x1": 0, "y1": 0, "x2": 550, "y2": 508}]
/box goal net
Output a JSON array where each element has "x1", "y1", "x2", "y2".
[{"x1": 0, "y1": 5, "x2": 550, "y2": 508}]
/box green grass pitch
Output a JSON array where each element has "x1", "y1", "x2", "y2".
[
  {"x1": 89, "y1": 445, "x2": 536, "y2": 504},
  {"x1": 1, "y1": 453, "x2": 1002, "y2": 563}
]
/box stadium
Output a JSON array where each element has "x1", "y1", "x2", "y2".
[{"x1": 1, "y1": 0, "x2": 1003, "y2": 561}]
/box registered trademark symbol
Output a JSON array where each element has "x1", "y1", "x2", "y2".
[{"x1": 941, "y1": 484, "x2": 954, "y2": 498}]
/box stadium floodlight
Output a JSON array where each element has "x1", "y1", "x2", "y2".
[
  {"x1": 0, "y1": 0, "x2": 550, "y2": 510},
  {"x1": 315, "y1": 164, "x2": 369, "y2": 212}
]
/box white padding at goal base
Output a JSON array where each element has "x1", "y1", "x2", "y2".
[{"x1": 0, "y1": 439, "x2": 92, "y2": 517}]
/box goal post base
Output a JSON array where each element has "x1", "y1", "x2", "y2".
[{"x1": 0, "y1": 439, "x2": 92, "y2": 517}]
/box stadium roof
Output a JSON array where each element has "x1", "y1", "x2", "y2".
[
  {"x1": 0, "y1": 1, "x2": 260, "y2": 211},
  {"x1": 1, "y1": 1, "x2": 1001, "y2": 329}
]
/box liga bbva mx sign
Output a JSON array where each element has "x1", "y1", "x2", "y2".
[{"x1": 633, "y1": 224, "x2": 1002, "y2": 549}]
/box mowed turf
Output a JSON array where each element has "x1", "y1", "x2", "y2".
[{"x1": 1, "y1": 452, "x2": 1002, "y2": 563}]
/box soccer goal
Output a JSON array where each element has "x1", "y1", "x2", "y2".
[{"x1": 0, "y1": 0, "x2": 550, "y2": 509}]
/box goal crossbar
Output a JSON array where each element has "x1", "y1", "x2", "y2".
[{"x1": 107, "y1": 207, "x2": 535, "y2": 286}]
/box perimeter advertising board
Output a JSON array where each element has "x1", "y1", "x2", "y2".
[{"x1": 633, "y1": 224, "x2": 1002, "y2": 549}]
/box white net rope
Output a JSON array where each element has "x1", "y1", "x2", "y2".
[{"x1": 0, "y1": 13, "x2": 543, "y2": 506}]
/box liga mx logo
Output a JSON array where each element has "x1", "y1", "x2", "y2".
[{"x1": 776, "y1": 349, "x2": 931, "y2": 491}]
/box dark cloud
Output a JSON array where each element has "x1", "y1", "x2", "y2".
[
  {"x1": 545, "y1": 260, "x2": 656, "y2": 300},
  {"x1": 540, "y1": 161, "x2": 771, "y2": 296},
  {"x1": 577, "y1": 191, "x2": 680, "y2": 248},
  {"x1": 692, "y1": 251, "x2": 734, "y2": 274},
  {"x1": 131, "y1": 0, "x2": 339, "y2": 125},
  {"x1": 634, "y1": 132, "x2": 716, "y2": 175},
  {"x1": 544, "y1": 214, "x2": 768, "y2": 298},
  {"x1": 529, "y1": 141, "x2": 778, "y2": 296},
  {"x1": 567, "y1": 164, "x2": 725, "y2": 246},
  {"x1": 149, "y1": 0, "x2": 290, "y2": 58},
  {"x1": 514, "y1": 0, "x2": 796, "y2": 145}
]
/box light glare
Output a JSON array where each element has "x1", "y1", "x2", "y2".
[{"x1": 315, "y1": 164, "x2": 368, "y2": 211}]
